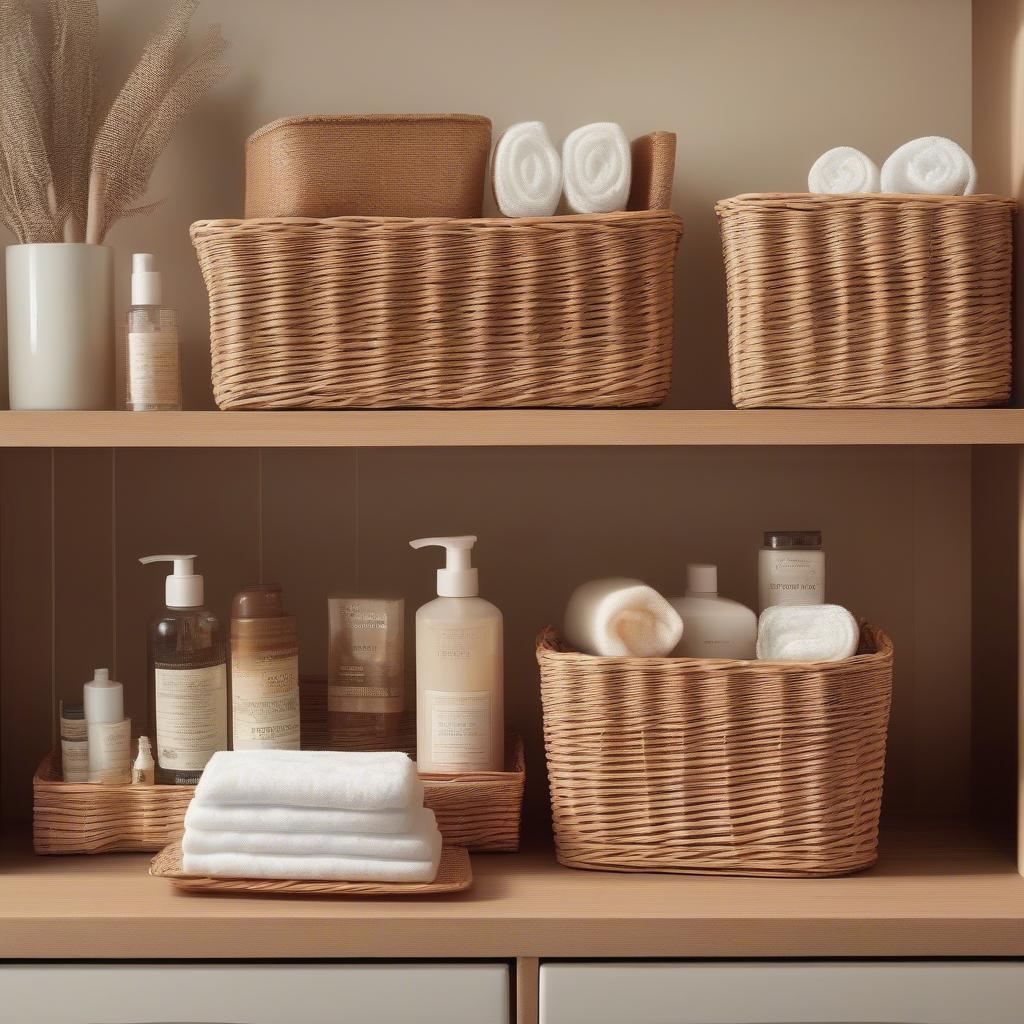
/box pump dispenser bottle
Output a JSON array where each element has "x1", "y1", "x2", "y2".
[
  {"x1": 140, "y1": 554, "x2": 226, "y2": 785},
  {"x1": 410, "y1": 535, "x2": 503, "y2": 772},
  {"x1": 126, "y1": 253, "x2": 181, "y2": 411}
]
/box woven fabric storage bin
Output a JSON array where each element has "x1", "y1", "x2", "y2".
[
  {"x1": 245, "y1": 113, "x2": 492, "y2": 219},
  {"x1": 717, "y1": 193, "x2": 1015, "y2": 408},
  {"x1": 537, "y1": 624, "x2": 893, "y2": 877}
]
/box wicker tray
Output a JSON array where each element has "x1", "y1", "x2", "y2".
[
  {"x1": 151, "y1": 840, "x2": 472, "y2": 896},
  {"x1": 193, "y1": 132, "x2": 681, "y2": 410},
  {"x1": 537, "y1": 624, "x2": 893, "y2": 878},
  {"x1": 717, "y1": 193, "x2": 1015, "y2": 408},
  {"x1": 34, "y1": 732, "x2": 524, "y2": 855}
]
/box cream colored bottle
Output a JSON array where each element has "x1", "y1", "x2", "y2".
[{"x1": 410, "y1": 536, "x2": 503, "y2": 773}]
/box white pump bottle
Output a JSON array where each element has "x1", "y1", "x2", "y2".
[
  {"x1": 127, "y1": 252, "x2": 181, "y2": 411},
  {"x1": 410, "y1": 536, "x2": 504, "y2": 772}
]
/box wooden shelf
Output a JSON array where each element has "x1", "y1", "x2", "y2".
[
  {"x1": 1, "y1": 409, "x2": 1024, "y2": 447},
  {"x1": 3, "y1": 822, "x2": 1024, "y2": 959}
]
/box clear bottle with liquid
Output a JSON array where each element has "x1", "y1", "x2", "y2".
[
  {"x1": 126, "y1": 253, "x2": 181, "y2": 411},
  {"x1": 140, "y1": 555, "x2": 227, "y2": 785}
]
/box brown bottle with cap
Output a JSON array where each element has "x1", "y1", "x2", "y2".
[{"x1": 230, "y1": 584, "x2": 300, "y2": 751}]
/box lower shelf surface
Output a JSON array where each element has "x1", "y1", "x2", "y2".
[{"x1": 1, "y1": 820, "x2": 1022, "y2": 959}]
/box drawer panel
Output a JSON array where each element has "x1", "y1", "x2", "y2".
[
  {"x1": 0, "y1": 963, "x2": 509, "y2": 1024},
  {"x1": 540, "y1": 962, "x2": 1024, "y2": 1024}
]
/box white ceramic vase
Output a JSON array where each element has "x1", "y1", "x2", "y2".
[{"x1": 6, "y1": 243, "x2": 114, "y2": 410}]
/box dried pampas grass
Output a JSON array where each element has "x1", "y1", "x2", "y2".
[{"x1": 0, "y1": 0, "x2": 229, "y2": 245}]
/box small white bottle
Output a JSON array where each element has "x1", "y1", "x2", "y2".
[
  {"x1": 410, "y1": 535, "x2": 504, "y2": 773},
  {"x1": 671, "y1": 564, "x2": 757, "y2": 660},
  {"x1": 758, "y1": 531, "x2": 825, "y2": 611},
  {"x1": 84, "y1": 668, "x2": 131, "y2": 785},
  {"x1": 132, "y1": 736, "x2": 155, "y2": 786},
  {"x1": 126, "y1": 253, "x2": 181, "y2": 411}
]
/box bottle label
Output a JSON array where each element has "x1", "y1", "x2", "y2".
[
  {"x1": 328, "y1": 600, "x2": 404, "y2": 714},
  {"x1": 61, "y1": 739, "x2": 89, "y2": 783},
  {"x1": 60, "y1": 716, "x2": 87, "y2": 743},
  {"x1": 155, "y1": 665, "x2": 227, "y2": 771},
  {"x1": 128, "y1": 330, "x2": 180, "y2": 410},
  {"x1": 232, "y1": 690, "x2": 302, "y2": 750},
  {"x1": 425, "y1": 689, "x2": 491, "y2": 767},
  {"x1": 87, "y1": 720, "x2": 132, "y2": 784}
]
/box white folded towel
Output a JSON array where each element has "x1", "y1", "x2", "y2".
[
  {"x1": 808, "y1": 146, "x2": 880, "y2": 194},
  {"x1": 880, "y1": 136, "x2": 976, "y2": 196},
  {"x1": 184, "y1": 800, "x2": 417, "y2": 835},
  {"x1": 492, "y1": 121, "x2": 562, "y2": 217},
  {"x1": 756, "y1": 604, "x2": 860, "y2": 662},
  {"x1": 564, "y1": 577, "x2": 683, "y2": 658},
  {"x1": 562, "y1": 122, "x2": 631, "y2": 214},
  {"x1": 182, "y1": 807, "x2": 441, "y2": 861},
  {"x1": 181, "y1": 847, "x2": 441, "y2": 883},
  {"x1": 193, "y1": 749, "x2": 423, "y2": 811}
]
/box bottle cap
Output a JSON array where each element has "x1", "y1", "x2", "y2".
[
  {"x1": 409, "y1": 535, "x2": 479, "y2": 597},
  {"x1": 686, "y1": 563, "x2": 718, "y2": 595},
  {"x1": 84, "y1": 668, "x2": 124, "y2": 724},
  {"x1": 139, "y1": 554, "x2": 203, "y2": 608},
  {"x1": 232, "y1": 583, "x2": 284, "y2": 619},
  {"x1": 131, "y1": 252, "x2": 162, "y2": 306},
  {"x1": 763, "y1": 531, "x2": 822, "y2": 550}
]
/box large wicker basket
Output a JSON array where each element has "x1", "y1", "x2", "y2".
[
  {"x1": 716, "y1": 193, "x2": 1015, "y2": 408},
  {"x1": 537, "y1": 624, "x2": 893, "y2": 877},
  {"x1": 192, "y1": 133, "x2": 682, "y2": 410}
]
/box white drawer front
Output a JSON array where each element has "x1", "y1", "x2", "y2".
[
  {"x1": 0, "y1": 963, "x2": 509, "y2": 1024},
  {"x1": 540, "y1": 962, "x2": 1024, "y2": 1024}
]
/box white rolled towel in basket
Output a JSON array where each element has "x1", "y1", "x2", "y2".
[
  {"x1": 756, "y1": 604, "x2": 860, "y2": 662},
  {"x1": 562, "y1": 122, "x2": 632, "y2": 214},
  {"x1": 808, "y1": 146, "x2": 880, "y2": 194},
  {"x1": 491, "y1": 121, "x2": 563, "y2": 218},
  {"x1": 564, "y1": 577, "x2": 683, "y2": 657},
  {"x1": 880, "y1": 136, "x2": 976, "y2": 196}
]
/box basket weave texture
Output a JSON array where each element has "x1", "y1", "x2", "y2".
[
  {"x1": 716, "y1": 193, "x2": 1015, "y2": 408},
  {"x1": 537, "y1": 624, "x2": 893, "y2": 877},
  {"x1": 245, "y1": 113, "x2": 492, "y2": 220},
  {"x1": 33, "y1": 736, "x2": 524, "y2": 856},
  {"x1": 194, "y1": 130, "x2": 681, "y2": 410}
]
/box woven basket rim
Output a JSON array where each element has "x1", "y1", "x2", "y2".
[
  {"x1": 247, "y1": 112, "x2": 492, "y2": 146},
  {"x1": 191, "y1": 209, "x2": 684, "y2": 236},
  {"x1": 717, "y1": 191, "x2": 1017, "y2": 211},
  {"x1": 536, "y1": 622, "x2": 892, "y2": 669}
]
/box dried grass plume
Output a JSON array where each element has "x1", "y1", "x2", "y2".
[{"x1": 0, "y1": 0, "x2": 229, "y2": 245}]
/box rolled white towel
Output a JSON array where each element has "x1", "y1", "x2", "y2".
[
  {"x1": 181, "y1": 848, "x2": 441, "y2": 883},
  {"x1": 562, "y1": 122, "x2": 631, "y2": 214},
  {"x1": 492, "y1": 121, "x2": 562, "y2": 217},
  {"x1": 880, "y1": 136, "x2": 976, "y2": 196},
  {"x1": 184, "y1": 800, "x2": 417, "y2": 835},
  {"x1": 756, "y1": 604, "x2": 860, "y2": 662},
  {"x1": 193, "y1": 749, "x2": 423, "y2": 811},
  {"x1": 564, "y1": 577, "x2": 683, "y2": 658},
  {"x1": 808, "y1": 146, "x2": 880, "y2": 194},
  {"x1": 182, "y1": 807, "x2": 441, "y2": 861}
]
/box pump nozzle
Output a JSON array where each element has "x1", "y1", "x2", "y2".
[
  {"x1": 139, "y1": 554, "x2": 203, "y2": 608},
  {"x1": 410, "y1": 535, "x2": 479, "y2": 597}
]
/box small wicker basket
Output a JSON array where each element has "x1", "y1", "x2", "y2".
[
  {"x1": 193, "y1": 132, "x2": 681, "y2": 410},
  {"x1": 717, "y1": 193, "x2": 1015, "y2": 408},
  {"x1": 537, "y1": 624, "x2": 893, "y2": 877},
  {"x1": 33, "y1": 737, "x2": 524, "y2": 856}
]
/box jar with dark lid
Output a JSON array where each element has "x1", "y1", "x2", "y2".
[{"x1": 758, "y1": 531, "x2": 825, "y2": 611}]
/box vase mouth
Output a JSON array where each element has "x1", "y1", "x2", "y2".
[{"x1": 5, "y1": 242, "x2": 111, "y2": 251}]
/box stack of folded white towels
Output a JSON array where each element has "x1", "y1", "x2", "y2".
[{"x1": 182, "y1": 750, "x2": 442, "y2": 883}]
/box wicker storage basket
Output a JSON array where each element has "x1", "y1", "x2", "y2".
[
  {"x1": 537, "y1": 624, "x2": 893, "y2": 877},
  {"x1": 245, "y1": 113, "x2": 492, "y2": 219},
  {"x1": 716, "y1": 193, "x2": 1015, "y2": 408},
  {"x1": 34, "y1": 737, "x2": 525, "y2": 855},
  {"x1": 193, "y1": 133, "x2": 681, "y2": 410}
]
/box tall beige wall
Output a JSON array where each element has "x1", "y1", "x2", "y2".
[{"x1": 77, "y1": 0, "x2": 974, "y2": 410}]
